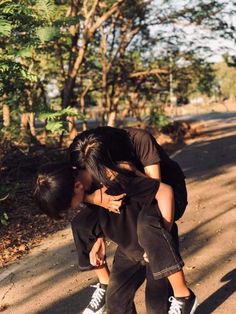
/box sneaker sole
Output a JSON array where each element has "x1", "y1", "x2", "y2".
[
  {"x1": 95, "y1": 305, "x2": 106, "y2": 314},
  {"x1": 190, "y1": 297, "x2": 199, "y2": 314},
  {"x1": 82, "y1": 305, "x2": 105, "y2": 314}
]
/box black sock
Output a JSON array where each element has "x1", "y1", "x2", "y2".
[{"x1": 100, "y1": 283, "x2": 108, "y2": 290}]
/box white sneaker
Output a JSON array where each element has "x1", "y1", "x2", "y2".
[
  {"x1": 83, "y1": 283, "x2": 107, "y2": 314},
  {"x1": 168, "y1": 290, "x2": 198, "y2": 314}
]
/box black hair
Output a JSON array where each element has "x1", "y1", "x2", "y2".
[
  {"x1": 34, "y1": 162, "x2": 75, "y2": 219},
  {"x1": 69, "y1": 127, "x2": 136, "y2": 187}
]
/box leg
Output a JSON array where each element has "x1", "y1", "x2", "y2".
[
  {"x1": 95, "y1": 263, "x2": 110, "y2": 285},
  {"x1": 173, "y1": 181, "x2": 188, "y2": 221},
  {"x1": 71, "y1": 206, "x2": 110, "y2": 314},
  {"x1": 168, "y1": 270, "x2": 190, "y2": 297},
  {"x1": 71, "y1": 204, "x2": 103, "y2": 270},
  {"x1": 143, "y1": 222, "x2": 198, "y2": 314},
  {"x1": 137, "y1": 204, "x2": 184, "y2": 280},
  {"x1": 145, "y1": 263, "x2": 170, "y2": 314},
  {"x1": 167, "y1": 227, "x2": 198, "y2": 313},
  {"x1": 166, "y1": 223, "x2": 189, "y2": 297},
  {"x1": 106, "y1": 248, "x2": 146, "y2": 314}
]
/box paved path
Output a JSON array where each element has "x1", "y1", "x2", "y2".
[{"x1": 0, "y1": 112, "x2": 236, "y2": 314}]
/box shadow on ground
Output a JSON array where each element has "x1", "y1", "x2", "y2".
[
  {"x1": 196, "y1": 269, "x2": 236, "y2": 314},
  {"x1": 36, "y1": 113, "x2": 236, "y2": 314},
  {"x1": 174, "y1": 122, "x2": 236, "y2": 184},
  {"x1": 35, "y1": 268, "x2": 236, "y2": 314},
  {"x1": 38, "y1": 285, "x2": 96, "y2": 314},
  {"x1": 1, "y1": 113, "x2": 235, "y2": 313}
]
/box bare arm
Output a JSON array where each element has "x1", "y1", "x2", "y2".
[
  {"x1": 89, "y1": 237, "x2": 106, "y2": 267},
  {"x1": 144, "y1": 163, "x2": 161, "y2": 180},
  {"x1": 155, "y1": 182, "x2": 174, "y2": 231},
  {"x1": 84, "y1": 187, "x2": 125, "y2": 214},
  {"x1": 144, "y1": 164, "x2": 174, "y2": 231}
]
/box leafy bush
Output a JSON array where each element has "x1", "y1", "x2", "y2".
[
  {"x1": 0, "y1": 211, "x2": 8, "y2": 226},
  {"x1": 146, "y1": 107, "x2": 169, "y2": 130},
  {"x1": 39, "y1": 107, "x2": 85, "y2": 135},
  {"x1": 0, "y1": 192, "x2": 9, "y2": 226}
]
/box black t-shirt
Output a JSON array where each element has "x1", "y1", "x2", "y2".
[
  {"x1": 85, "y1": 126, "x2": 187, "y2": 220},
  {"x1": 98, "y1": 174, "x2": 160, "y2": 260},
  {"x1": 124, "y1": 127, "x2": 186, "y2": 188},
  {"x1": 83, "y1": 126, "x2": 185, "y2": 188}
]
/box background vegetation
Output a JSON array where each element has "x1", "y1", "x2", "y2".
[
  {"x1": 1, "y1": 0, "x2": 236, "y2": 141},
  {"x1": 1, "y1": 0, "x2": 236, "y2": 264}
]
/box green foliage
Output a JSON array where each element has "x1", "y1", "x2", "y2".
[
  {"x1": 214, "y1": 62, "x2": 236, "y2": 98},
  {"x1": 45, "y1": 120, "x2": 66, "y2": 134},
  {"x1": 0, "y1": 187, "x2": 9, "y2": 226},
  {"x1": 197, "y1": 62, "x2": 216, "y2": 96},
  {"x1": 165, "y1": 51, "x2": 217, "y2": 99},
  {"x1": 146, "y1": 107, "x2": 169, "y2": 129},
  {"x1": 0, "y1": 211, "x2": 8, "y2": 226},
  {"x1": 0, "y1": 18, "x2": 12, "y2": 36},
  {"x1": 39, "y1": 107, "x2": 85, "y2": 135},
  {"x1": 223, "y1": 53, "x2": 236, "y2": 67},
  {"x1": 36, "y1": 26, "x2": 60, "y2": 43},
  {"x1": 39, "y1": 107, "x2": 81, "y2": 120},
  {"x1": 33, "y1": 0, "x2": 57, "y2": 22},
  {"x1": 0, "y1": 0, "x2": 67, "y2": 120},
  {"x1": 1, "y1": 0, "x2": 236, "y2": 136}
]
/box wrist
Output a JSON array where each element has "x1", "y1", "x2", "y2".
[{"x1": 84, "y1": 193, "x2": 95, "y2": 205}]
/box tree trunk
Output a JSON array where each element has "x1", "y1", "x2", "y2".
[
  {"x1": 62, "y1": 76, "x2": 76, "y2": 108},
  {"x1": 20, "y1": 112, "x2": 37, "y2": 138},
  {"x1": 80, "y1": 82, "x2": 91, "y2": 131},
  {"x1": 107, "y1": 111, "x2": 117, "y2": 127},
  {"x1": 2, "y1": 104, "x2": 10, "y2": 128},
  {"x1": 20, "y1": 112, "x2": 30, "y2": 134},
  {"x1": 80, "y1": 92, "x2": 87, "y2": 130},
  {"x1": 121, "y1": 107, "x2": 129, "y2": 120},
  {"x1": 107, "y1": 85, "x2": 123, "y2": 126},
  {"x1": 61, "y1": 0, "x2": 124, "y2": 108},
  {"x1": 68, "y1": 116, "x2": 78, "y2": 140},
  {"x1": 29, "y1": 112, "x2": 36, "y2": 137}
]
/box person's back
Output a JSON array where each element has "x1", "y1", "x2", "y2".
[
  {"x1": 97, "y1": 173, "x2": 159, "y2": 259},
  {"x1": 70, "y1": 126, "x2": 187, "y2": 220}
]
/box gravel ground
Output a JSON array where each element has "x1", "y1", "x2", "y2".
[{"x1": 0, "y1": 111, "x2": 235, "y2": 314}]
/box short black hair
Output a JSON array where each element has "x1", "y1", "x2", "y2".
[
  {"x1": 34, "y1": 162, "x2": 75, "y2": 219},
  {"x1": 69, "y1": 127, "x2": 135, "y2": 187}
]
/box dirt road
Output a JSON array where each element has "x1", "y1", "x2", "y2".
[{"x1": 0, "y1": 112, "x2": 235, "y2": 314}]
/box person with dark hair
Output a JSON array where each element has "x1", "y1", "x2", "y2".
[
  {"x1": 69, "y1": 127, "x2": 187, "y2": 223},
  {"x1": 68, "y1": 127, "x2": 182, "y2": 314},
  {"x1": 35, "y1": 162, "x2": 75, "y2": 219},
  {"x1": 67, "y1": 127, "x2": 197, "y2": 314},
  {"x1": 35, "y1": 159, "x2": 197, "y2": 314}
]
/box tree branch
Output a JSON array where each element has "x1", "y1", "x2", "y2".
[
  {"x1": 88, "y1": 0, "x2": 125, "y2": 37},
  {"x1": 129, "y1": 69, "x2": 168, "y2": 78}
]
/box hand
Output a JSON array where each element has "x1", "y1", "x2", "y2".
[
  {"x1": 143, "y1": 252, "x2": 149, "y2": 263},
  {"x1": 89, "y1": 237, "x2": 106, "y2": 267},
  {"x1": 89, "y1": 187, "x2": 126, "y2": 214}
]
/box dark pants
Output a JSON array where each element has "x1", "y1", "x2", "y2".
[
  {"x1": 137, "y1": 203, "x2": 184, "y2": 280},
  {"x1": 106, "y1": 247, "x2": 170, "y2": 314},
  {"x1": 173, "y1": 180, "x2": 188, "y2": 221},
  {"x1": 71, "y1": 206, "x2": 181, "y2": 313},
  {"x1": 71, "y1": 204, "x2": 101, "y2": 271},
  {"x1": 71, "y1": 205, "x2": 183, "y2": 275}
]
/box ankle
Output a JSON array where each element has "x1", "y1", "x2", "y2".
[
  {"x1": 99, "y1": 283, "x2": 108, "y2": 289},
  {"x1": 174, "y1": 288, "x2": 190, "y2": 298}
]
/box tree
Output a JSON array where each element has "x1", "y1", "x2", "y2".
[
  {"x1": 0, "y1": 0, "x2": 57, "y2": 137},
  {"x1": 61, "y1": 0, "x2": 126, "y2": 109},
  {"x1": 214, "y1": 61, "x2": 236, "y2": 100},
  {"x1": 1, "y1": 0, "x2": 236, "y2": 141}
]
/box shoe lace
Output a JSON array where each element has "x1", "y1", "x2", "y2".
[
  {"x1": 168, "y1": 296, "x2": 183, "y2": 314},
  {"x1": 88, "y1": 283, "x2": 106, "y2": 310}
]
